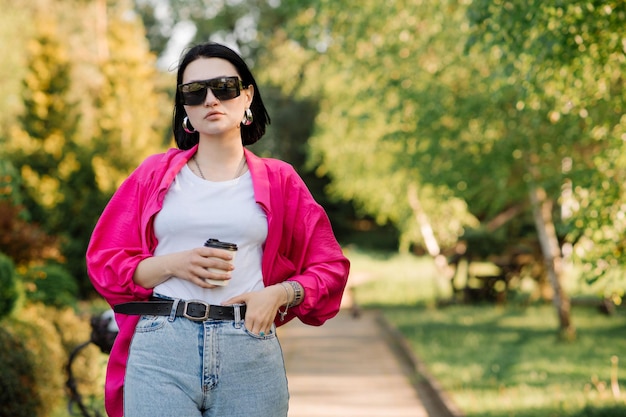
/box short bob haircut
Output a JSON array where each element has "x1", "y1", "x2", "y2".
[{"x1": 172, "y1": 43, "x2": 271, "y2": 149}]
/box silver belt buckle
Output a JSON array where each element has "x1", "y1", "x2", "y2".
[{"x1": 183, "y1": 300, "x2": 210, "y2": 321}]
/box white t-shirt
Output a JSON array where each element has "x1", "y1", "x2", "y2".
[{"x1": 153, "y1": 164, "x2": 267, "y2": 305}]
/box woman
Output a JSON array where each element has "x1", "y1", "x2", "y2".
[{"x1": 86, "y1": 42, "x2": 350, "y2": 417}]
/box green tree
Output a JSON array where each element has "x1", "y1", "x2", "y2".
[
  {"x1": 157, "y1": 1, "x2": 624, "y2": 326},
  {"x1": 0, "y1": 0, "x2": 33, "y2": 138},
  {"x1": 68, "y1": 0, "x2": 170, "y2": 290},
  {"x1": 259, "y1": 0, "x2": 479, "y2": 259},
  {"x1": 0, "y1": 159, "x2": 61, "y2": 268},
  {"x1": 68, "y1": 0, "x2": 169, "y2": 290},
  {"x1": 463, "y1": 0, "x2": 626, "y2": 336},
  {"x1": 2, "y1": 0, "x2": 169, "y2": 294},
  {"x1": 9, "y1": 13, "x2": 79, "y2": 225},
  {"x1": 4, "y1": 6, "x2": 98, "y2": 293},
  {"x1": 135, "y1": 0, "x2": 378, "y2": 245},
  {"x1": 88, "y1": 0, "x2": 169, "y2": 194},
  {"x1": 255, "y1": 0, "x2": 626, "y2": 335},
  {"x1": 22, "y1": 264, "x2": 78, "y2": 308},
  {"x1": 135, "y1": 0, "x2": 316, "y2": 60}
]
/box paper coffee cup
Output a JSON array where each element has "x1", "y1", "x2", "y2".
[{"x1": 203, "y1": 238, "x2": 238, "y2": 286}]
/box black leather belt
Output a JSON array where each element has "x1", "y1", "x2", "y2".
[{"x1": 113, "y1": 299, "x2": 246, "y2": 321}]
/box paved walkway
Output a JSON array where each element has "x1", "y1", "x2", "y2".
[{"x1": 278, "y1": 309, "x2": 459, "y2": 417}]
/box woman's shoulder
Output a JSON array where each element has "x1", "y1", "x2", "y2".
[
  {"x1": 140, "y1": 148, "x2": 184, "y2": 166},
  {"x1": 132, "y1": 148, "x2": 187, "y2": 178},
  {"x1": 249, "y1": 152, "x2": 293, "y2": 171},
  {"x1": 246, "y1": 151, "x2": 299, "y2": 181},
  {"x1": 253, "y1": 154, "x2": 317, "y2": 197}
]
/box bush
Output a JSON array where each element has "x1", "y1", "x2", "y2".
[
  {"x1": 7, "y1": 305, "x2": 66, "y2": 417},
  {"x1": 0, "y1": 200, "x2": 60, "y2": 266},
  {"x1": 0, "y1": 327, "x2": 40, "y2": 417},
  {"x1": 23, "y1": 263, "x2": 78, "y2": 308},
  {"x1": 0, "y1": 253, "x2": 18, "y2": 319},
  {"x1": 6, "y1": 304, "x2": 108, "y2": 417},
  {"x1": 573, "y1": 405, "x2": 626, "y2": 417},
  {"x1": 48, "y1": 305, "x2": 108, "y2": 401}
]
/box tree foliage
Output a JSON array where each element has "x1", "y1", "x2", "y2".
[
  {"x1": 22, "y1": 264, "x2": 79, "y2": 309},
  {"x1": 136, "y1": 0, "x2": 626, "y2": 292},
  {"x1": 89, "y1": 0, "x2": 170, "y2": 193},
  {"x1": 0, "y1": 0, "x2": 170, "y2": 294},
  {"x1": 0, "y1": 254, "x2": 18, "y2": 320},
  {"x1": 9, "y1": 12, "x2": 78, "y2": 222},
  {"x1": 247, "y1": 0, "x2": 626, "y2": 320},
  {"x1": 256, "y1": 0, "x2": 481, "y2": 251},
  {"x1": 0, "y1": 0, "x2": 32, "y2": 137},
  {"x1": 465, "y1": 0, "x2": 626, "y2": 285},
  {"x1": 1, "y1": 0, "x2": 625, "y2": 307},
  {"x1": 135, "y1": 0, "x2": 317, "y2": 61}
]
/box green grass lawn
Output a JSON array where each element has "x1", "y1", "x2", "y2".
[{"x1": 348, "y1": 248, "x2": 626, "y2": 417}]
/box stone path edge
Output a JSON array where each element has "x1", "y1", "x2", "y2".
[{"x1": 375, "y1": 310, "x2": 467, "y2": 417}]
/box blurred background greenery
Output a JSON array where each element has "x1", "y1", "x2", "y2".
[
  {"x1": 350, "y1": 252, "x2": 626, "y2": 417},
  {"x1": 0, "y1": 0, "x2": 625, "y2": 416}
]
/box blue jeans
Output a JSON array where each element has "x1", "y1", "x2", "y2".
[{"x1": 124, "y1": 306, "x2": 289, "y2": 417}]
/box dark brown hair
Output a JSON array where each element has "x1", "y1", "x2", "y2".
[{"x1": 173, "y1": 43, "x2": 270, "y2": 149}]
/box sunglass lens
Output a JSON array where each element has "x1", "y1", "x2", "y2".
[
  {"x1": 181, "y1": 82, "x2": 208, "y2": 105},
  {"x1": 208, "y1": 78, "x2": 240, "y2": 101}
]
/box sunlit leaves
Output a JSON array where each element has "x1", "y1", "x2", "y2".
[
  {"x1": 257, "y1": 0, "x2": 482, "y2": 250},
  {"x1": 92, "y1": 30, "x2": 165, "y2": 190},
  {"x1": 0, "y1": 0, "x2": 170, "y2": 291},
  {"x1": 465, "y1": 0, "x2": 626, "y2": 283},
  {"x1": 256, "y1": 0, "x2": 626, "y2": 287}
]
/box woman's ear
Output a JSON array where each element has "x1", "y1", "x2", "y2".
[{"x1": 244, "y1": 84, "x2": 254, "y2": 108}]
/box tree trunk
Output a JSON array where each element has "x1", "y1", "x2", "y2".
[
  {"x1": 529, "y1": 184, "x2": 576, "y2": 340},
  {"x1": 407, "y1": 183, "x2": 452, "y2": 297}
]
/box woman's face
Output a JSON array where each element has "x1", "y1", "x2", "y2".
[{"x1": 181, "y1": 57, "x2": 253, "y2": 140}]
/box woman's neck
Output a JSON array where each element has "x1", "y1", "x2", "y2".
[{"x1": 192, "y1": 140, "x2": 246, "y2": 182}]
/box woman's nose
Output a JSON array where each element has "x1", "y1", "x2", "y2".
[{"x1": 204, "y1": 89, "x2": 219, "y2": 106}]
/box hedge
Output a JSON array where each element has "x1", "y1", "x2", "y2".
[{"x1": 0, "y1": 252, "x2": 18, "y2": 319}]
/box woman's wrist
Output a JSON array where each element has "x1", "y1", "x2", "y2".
[
  {"x1": 285, "y1": 281, "x2": 304, "y2": 306},
  {"x1": 277, "y1": 282, "x2": 291, "y2": 321},
  {"x1": 276, "y1": 281, "x2": 304, "y2": 321},
  {"x1": 278, "y1": 282, "x2": 292, "y2": 305}
]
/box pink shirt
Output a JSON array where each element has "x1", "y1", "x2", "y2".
[{"x1": 86, "y1": 146, "x2": 350, "y2": 417}]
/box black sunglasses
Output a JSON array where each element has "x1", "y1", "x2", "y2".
[{"x1": 178, "y1": 76, "x2": 245, "y2": 105}]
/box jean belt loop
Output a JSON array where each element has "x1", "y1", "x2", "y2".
[
  {"x1": 168, "y1": 298, "x2": 181, "y2": 322},
  {"x1": 234, "y1": 304, "x2": 242, "y2": 328}
]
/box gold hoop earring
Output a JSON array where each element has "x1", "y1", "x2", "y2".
[{"x1": 183, "y1": 116, "x2": 196, "y2": 134}]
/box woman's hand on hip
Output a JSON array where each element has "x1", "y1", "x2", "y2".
[{"x1": 222, "y1": 285, "x2": 288, "y2": 336}]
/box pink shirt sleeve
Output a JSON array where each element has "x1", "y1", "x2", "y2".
[
  {"x1": 86, "y1": 174, "x2": 154, "y2": 305},
  {"x1": 259, "y1": 160, "x2": 350, "y2": 327}
]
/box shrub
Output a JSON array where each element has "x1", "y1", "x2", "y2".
[
  {"x1": 0, "y1": 253, "x2": 18, "y2": 319},
  {"x1": 23, "y1": 263, "x2": 78, "y2": 308},
  {"x1": 0, "y1": 200, "x2": 60, "y2": 266},
  {"x1": 6, "y1": 304, "x2": 107, "y2": 417},
  {"x1": 48, "y1": 305, "x2": 108, "y2": 401},
  {"x1": 7, "y1": 305, "x2": 66, "y2": 417},
  {"x1": 573, "y1": 405, "x2": 626, "y2": 417},
  {"x1": 0, "y1": 327, "x2": 40, "y2": 417}
]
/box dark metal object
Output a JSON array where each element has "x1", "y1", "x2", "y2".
[{"x1": 66, "y1": 310, "x2": 118, "y2": 417}]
